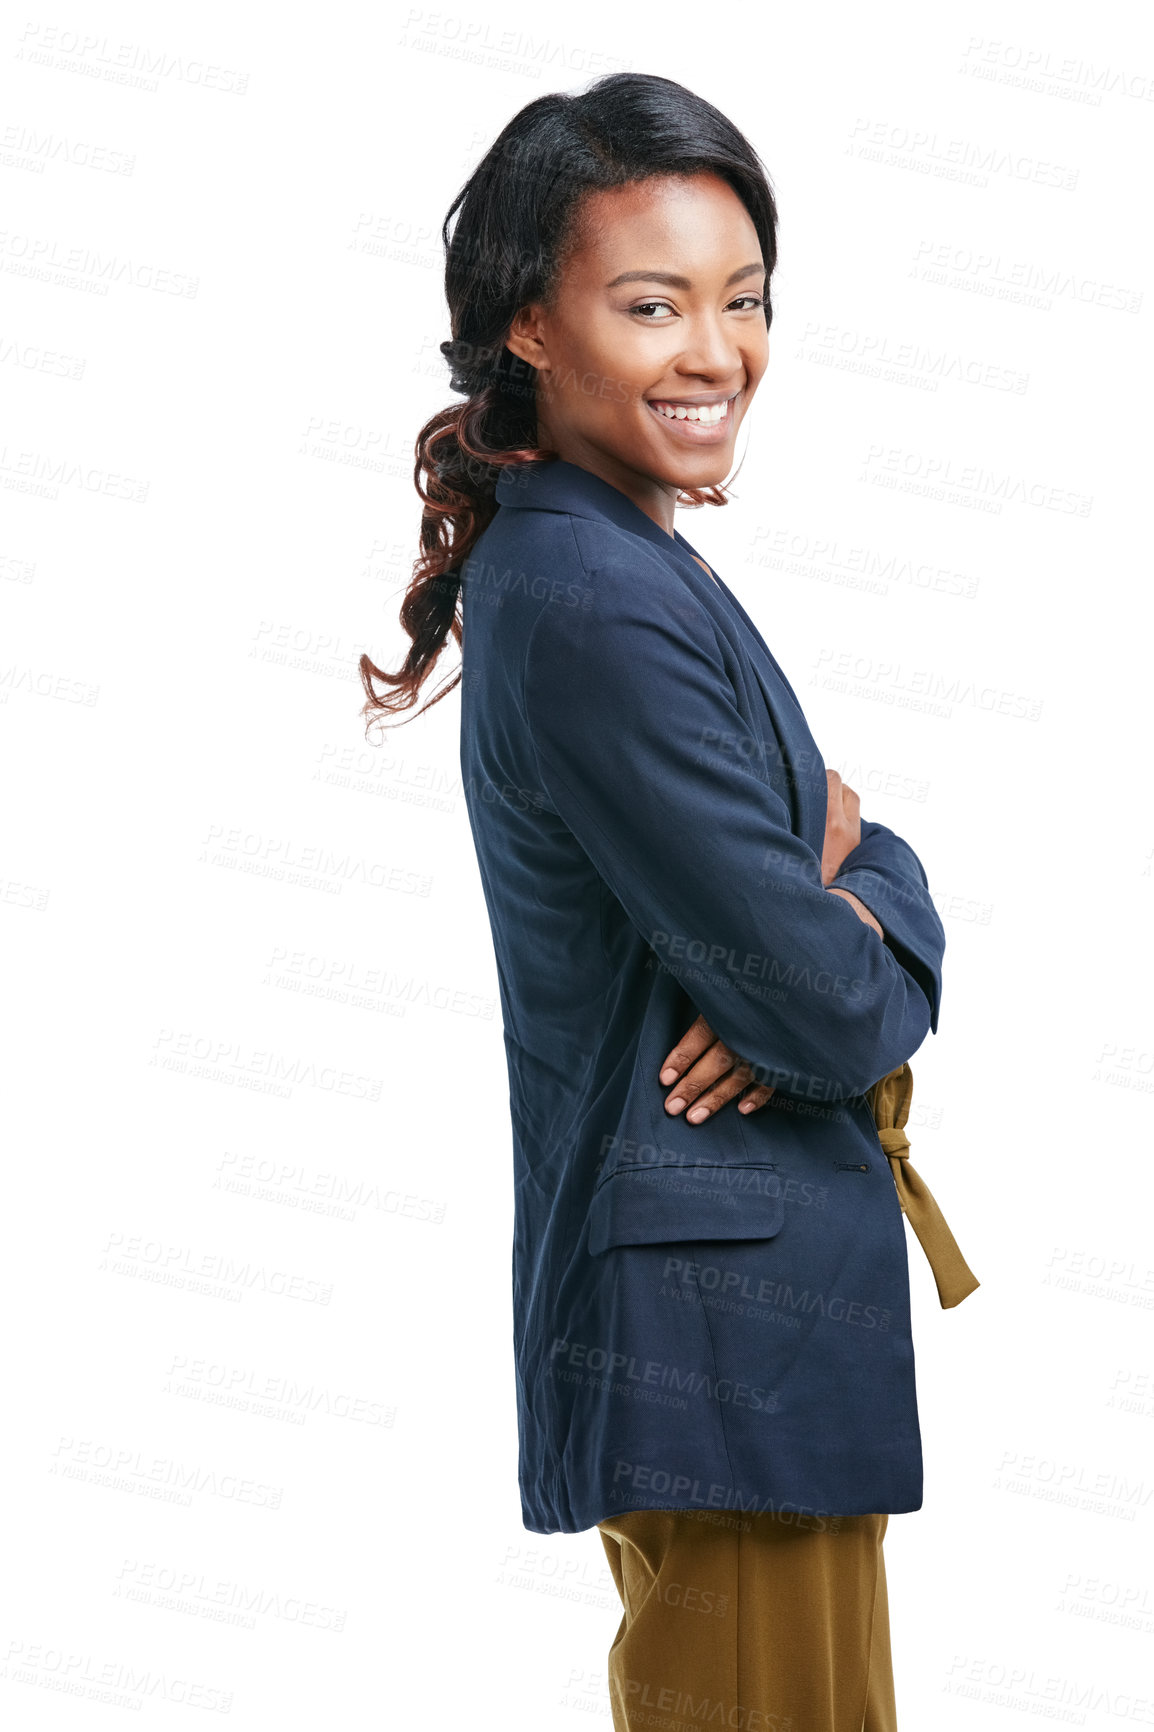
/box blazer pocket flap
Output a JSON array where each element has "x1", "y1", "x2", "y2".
[{"x1": 588, "y1": 1163, "x2": 786, "y2": 1255}]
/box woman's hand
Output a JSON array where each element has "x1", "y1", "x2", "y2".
[
  {"x1": 823, "y1": 769, "x2": 885, "y2": 936},
  {"x1": 658, "y1": 1014, "x2": 776, "y2": 1123},
  {"x1": 658, "y1": 770, "x2": 884, "y2": 1124},
  {"x1": 821, "y1": 768, "x2": 862, "y2": 886}
]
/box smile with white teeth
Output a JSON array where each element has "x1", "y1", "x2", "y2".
[{"x1": 648, "y1": 399, "x2": 731, "y2": 423}]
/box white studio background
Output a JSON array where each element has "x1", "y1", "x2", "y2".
[{"x1": 2, "y1": 1, "x2": 1151, "y2": 1726}]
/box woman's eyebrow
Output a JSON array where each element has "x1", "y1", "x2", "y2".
[{"x1": 605, "y1": 262, "x2": 765, "y2": 290}]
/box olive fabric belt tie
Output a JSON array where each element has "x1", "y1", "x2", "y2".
[{"x1": 866, "y1": 1062, "x2": 980, "y2": 1310}]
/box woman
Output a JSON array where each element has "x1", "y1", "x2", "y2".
[{"x1": 360, "y1": 71, "x2": 976, "y2": 1732}]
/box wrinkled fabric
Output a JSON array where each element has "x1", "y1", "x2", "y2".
[
  {"x1": 597, "y1": 1505, "x2": 897, "y2": 1732},
  {"x1": 459, "y1": 457, "x2": 956, "y2": 1534}
]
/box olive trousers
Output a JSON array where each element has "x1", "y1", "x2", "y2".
[{"x1": 596, "y1": 1507, "x2": 897, "y2": 1732}]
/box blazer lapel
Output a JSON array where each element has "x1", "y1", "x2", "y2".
[{"x1": 671, "y1": 523, "x2": 806, "y2": 730}]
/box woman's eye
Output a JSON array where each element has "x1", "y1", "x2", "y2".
[{"x1": 629, "y1": 293, "x2": 767, "y2": 320}]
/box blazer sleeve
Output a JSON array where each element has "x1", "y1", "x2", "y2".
[
  {"x1": 522, "y1": 568, "x2": 937, "y2": 1103},
  {"x1": 829, "y1": 819, "x2": 946, "y2": 1035}
]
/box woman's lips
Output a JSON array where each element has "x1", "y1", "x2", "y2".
[{"x1": 645, "y1": 395, "x2": 736, "y2": 443}]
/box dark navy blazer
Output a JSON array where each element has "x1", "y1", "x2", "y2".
[{"x1": 459, "y1": 456, "x2": 946, "y2": 1533}]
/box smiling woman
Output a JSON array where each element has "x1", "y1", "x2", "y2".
[
  {"x1": 502, "y1": 175, "x2": 770, "y2": 524},
  {"x1": 358, "y1": 70, "x2": 962, "y2": 1732},
  {"x1": 355, "y1": 79, "x2": 779, "y2": 727}
]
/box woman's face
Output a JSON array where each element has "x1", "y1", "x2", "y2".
[{"x1": 505, "y1": 171, "x2": 769, "y2": 523}]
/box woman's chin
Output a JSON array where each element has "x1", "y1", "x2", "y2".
[
  {"x1": 664, "y1": 451, "x2": 734, "y2": 490},
  {"x1": 641, "y1": 427, "x2": 739, "y2": 489}
]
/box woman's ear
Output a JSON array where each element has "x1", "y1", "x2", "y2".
[{"x1": 504, "y1": 303, "x2": 549, "y2": 375}]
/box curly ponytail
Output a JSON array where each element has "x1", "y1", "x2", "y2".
[
  {"x1": 358, "y1": 72, "x2": 779, "y2": 736},
  {"x1": 356, "y1": 339, "x2": 558, "y2": 732}
]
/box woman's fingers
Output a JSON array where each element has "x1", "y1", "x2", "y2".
[
  {"x1": 658, "y1": 1013, "x2": 716, "y2": 1086},
  {"x1": 665, "y1": 1053, "x2": 775, "y2": 1123},
  {"x1": 664, "y1": 1037, "x2": 739, "y2": 1117},
  {"x1": 660, "y1": 1011, "x2": 776, "y2": 1122}
]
